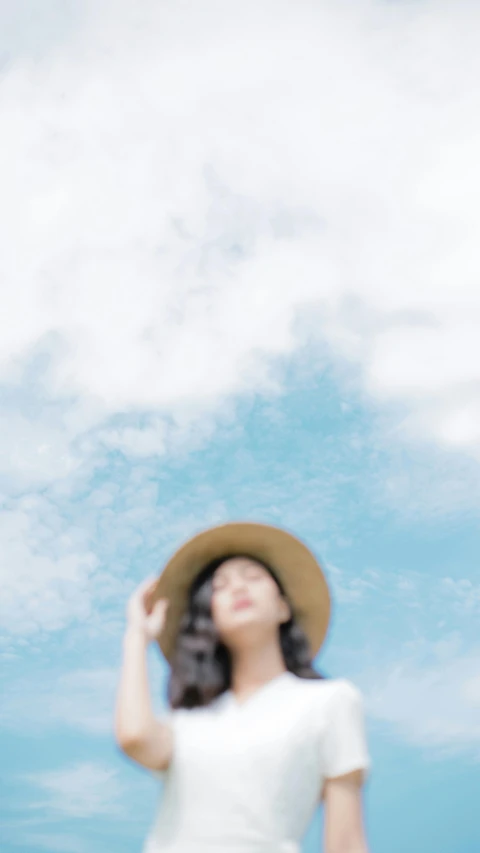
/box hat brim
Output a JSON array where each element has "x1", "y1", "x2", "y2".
[{"x1": 153, "y1": 521, "x2": 331, "y2": 663}]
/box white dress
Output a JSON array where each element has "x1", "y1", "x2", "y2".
[{"x1": 144, "y1": 672, "x2": 371, "y2": 853}]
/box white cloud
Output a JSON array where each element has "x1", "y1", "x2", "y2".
[
  {"x1": 17, "y1": 834, "x2": 87, "y2": 853},
  {"x1": 0, "y1": 663, "x2": 167, "y2": 734},
  {"x1": 0, "y1": 0, "x2": 478, "y2": 496},
  {"x1": 365, "y1": 642, "x2": 480, "y2": 759},
  {"x1": 24, "y1": 762, "x2": 124, "y2": 817},
  {"x1": 0, "y1": 0, "x2": 479, "y2": 647},
  {"x1": 0, "y1": 459, "x2": 234, "y2": 639},
  {"x1": 440, "y1": 578, "x2": 480, "y2": 616},
  {"x1": 0, "y1": 495, "x2": 98, "y2": 635},
  {"x1": 0, "y1": 0, "x2": 79, "y2": 62},
  {"x1": 326, "y1": 563, "x2": 379, "y2": 605}
]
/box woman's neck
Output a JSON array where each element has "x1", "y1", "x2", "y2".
[{"x1": 229, "y1": 642, "x2": 287, "y2": 700}]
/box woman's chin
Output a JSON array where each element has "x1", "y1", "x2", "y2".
[{"x1": 220, "y1": 612, "x2": 269, "y2": 646}]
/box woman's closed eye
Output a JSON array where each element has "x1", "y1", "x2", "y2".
[
  {"x1": 212, "y1": 572, "x2": 233, "y2": 591},
  {"x1": 216, "y1": 568, "x2": 262, "y2": 588},
  {"x1": 243, "y1": 567, "x2": 263, "y2": 581}
]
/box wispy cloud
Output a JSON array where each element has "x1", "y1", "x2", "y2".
[
  {"x1": 327, "y1": 563, "x2": 379, "y2": 605},
  {"x1": 0, "y1": 663, "x2": 167, "y2": 734},
  {"x1": 23, "y1": 761, "x2": 124, "y2": 818},
  {"x1": 0, "y1": 667, "x2": 117, "y2": 734},
  {"x1": 0, "y1": 501, "x2": 99, "y2": 637},
  {"x1": 440, "y1": 578, "x2": 480, "y2": 616},
  {"x1": 364, "y1": 642, "x2": 480, "y2": 760},
  {"x1": 14, "y1": 832, "x2": 88, "y2": 853}
]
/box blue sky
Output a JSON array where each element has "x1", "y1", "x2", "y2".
[{"x1": 1, "y1": 2, "x2": 479, "y2": 853}]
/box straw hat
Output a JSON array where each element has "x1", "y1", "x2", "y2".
[{"x1": 152, "y1": 521, "x2": 332, "y2": 662}]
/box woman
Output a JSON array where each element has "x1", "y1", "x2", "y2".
[{"x1": 115, "y1": 521, "x2": 371, "y2": 853}]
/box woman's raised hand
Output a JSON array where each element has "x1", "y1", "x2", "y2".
[{"x1": 126, "y1": 577, "x2": 169, "y2": 642}]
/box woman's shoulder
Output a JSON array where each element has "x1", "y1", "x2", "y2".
[{"x1": 290, "y1": 675, "x2": 365, "y2": 716}]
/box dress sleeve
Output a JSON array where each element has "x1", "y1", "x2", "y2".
[{"x1": 322, "y1": 679, "x2": 371, "y2": 781}]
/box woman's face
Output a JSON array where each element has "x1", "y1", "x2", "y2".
[{"x1": 210, "y1": 557, "x2": 290, "y2": 649}]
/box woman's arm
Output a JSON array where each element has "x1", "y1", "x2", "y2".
[
  {"x1": 322, "y1": 769, "x2": 369, "y2": 853},
  {"x1": 114, "y1": 579, "x2": 173, "y2": 773},
  {"x1": 320, "y1": 681, "x2": 371, "y2": 853}
]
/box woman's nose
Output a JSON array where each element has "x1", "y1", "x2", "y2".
[{"x1": 230, "y1": 575, "x2": 249, "y2": 595}]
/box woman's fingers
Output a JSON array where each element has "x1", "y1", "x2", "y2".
[
  {"x1": 126, "y1": 577, "x2": 168, "y2": 635},
  {"x1": 127, "y1": 577, "x2": 154, "y2": 619},
  {"x1": 139, "y1": 576, "x2": 157, "y2": 596},
  {"x1": 146, "y1": 598, "x2": 169, "y2": 639},
  {"x1": 145, "y1": 581, "x2": 166, "y2": 615}
]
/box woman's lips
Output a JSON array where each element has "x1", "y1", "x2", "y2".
[{"x1": 232, "y1": 597, "x2": 253, "y2": 611}]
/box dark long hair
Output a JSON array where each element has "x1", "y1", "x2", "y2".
[{"x1": 168, "y1": 554, "x2": 326, "y2": 709}]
